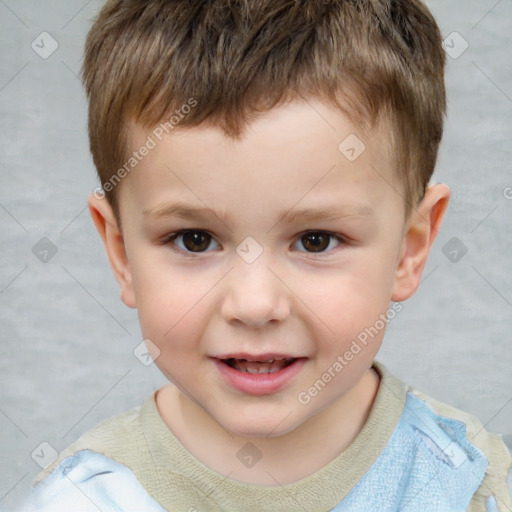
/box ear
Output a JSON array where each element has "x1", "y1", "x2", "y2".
[
  {"x1": 88, "y1": 194, "x2": 137, "y2": 308},
  {"x1": 392, "y1": 184, "x2": 450, "y2": 302}
]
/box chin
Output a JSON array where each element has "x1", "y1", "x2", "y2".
[{"x1": 219, "y1": 411, "x2": 301, "y2": 439}]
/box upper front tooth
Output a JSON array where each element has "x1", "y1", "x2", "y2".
[{"x1": 260, "y1": 359, "x2": 274, "y2": 363}]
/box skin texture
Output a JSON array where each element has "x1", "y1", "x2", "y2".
[{"x1": 89, "y1": 98, "x2": 450, "y2": 485}]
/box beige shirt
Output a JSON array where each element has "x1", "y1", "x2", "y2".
[{"x1": 34, "y1": 362, "x2": 512, "y2": 512}]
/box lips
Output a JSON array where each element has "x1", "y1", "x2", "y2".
[{"x1": 212, "y1": 356, "x2": 307, "y2": 395}]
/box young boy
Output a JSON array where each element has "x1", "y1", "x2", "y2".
[{"x1": 16, "y1": 0, "x2": 512, "y2": 511}]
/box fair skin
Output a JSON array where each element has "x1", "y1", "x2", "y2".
[{"x1": 89, "y1": 98, "x2": 450, "y2": 485}]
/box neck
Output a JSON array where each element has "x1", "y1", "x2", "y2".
[{"x1": 156, "y1": 367, "x2": 380, "y2": 485}]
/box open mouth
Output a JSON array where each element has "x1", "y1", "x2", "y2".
[
  {"x1": 221, "y1": 357, "x2": 297, "y2": 374},
  {"x1": 214, "y1": 356, "x2": 307, "y2": 395}
]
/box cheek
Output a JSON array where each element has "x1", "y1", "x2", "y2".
[
  {"x1": 306, "y1": 256, "x2": 396, "y2": 322},
  {"x1": 136, "y1": 290, "x2": 209, "y2": 386},
  {"x1": 301, "y1": 255, "x2": 397, "y2": 371},
  {"x1": 129, "y1": 256, "x2": 205, "y2": 345}
]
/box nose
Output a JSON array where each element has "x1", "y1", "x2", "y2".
[{"x1": 219, "y1": 255, "x2": 291, "y2": 329}]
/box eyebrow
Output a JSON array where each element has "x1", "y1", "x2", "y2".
[
  {"x1": 143, "y1": 202, "x2": 374, "y2": 223},
  {"x1": 283, "y1": 205, "x2": 374, "y2": 223}
]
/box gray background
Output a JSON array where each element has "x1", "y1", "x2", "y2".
[{"x1": 0, "y1": 0, "x2": 511, "y2": 508}]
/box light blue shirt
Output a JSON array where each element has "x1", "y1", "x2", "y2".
[{"x1": 9, "y1": 393, "x2": 512, "y2": 512}]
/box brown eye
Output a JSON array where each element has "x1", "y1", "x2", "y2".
[
  {"x1": 168, "y1": 231, "x2": 218, "y2": 253},
  {"x1": 296, "y1": 231, "x2": 341, "y2": 253},
  {"x1": 182, "y1": 232, "x2": 210, "y2": 252},
  {"x1": 301, "y1": 232, "x2": 329, "y2": 252}
]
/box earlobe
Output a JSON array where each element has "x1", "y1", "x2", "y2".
[
  {"x1": 88, "y1": 195, "x2": 137, "y2": 309},
  {"x1": 391, "y1": 184, "x2": 450, "y2": 302}
]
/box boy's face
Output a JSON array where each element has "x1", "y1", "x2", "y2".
[{"x1": 94, "y1": 99, "x2": 446, "y2": 438}]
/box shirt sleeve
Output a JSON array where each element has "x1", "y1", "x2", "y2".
[{"x1": 13, "y1": 449, "x2": 168, "y2": 512}]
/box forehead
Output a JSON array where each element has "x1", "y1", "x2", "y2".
[{"x1": 121, "y1": 98, "x2": 402, "y2": 222}]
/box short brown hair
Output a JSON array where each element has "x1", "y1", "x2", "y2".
[{"x1": 82, "y1": 0, "x2": 446, "y2": 220}]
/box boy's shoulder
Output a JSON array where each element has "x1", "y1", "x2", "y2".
[
  {"x1": 33, "y1": 398, "x2": 150, "y2": 485},
  {"x1": 326, "y1": 362, "x2": 511, "y2": 512},
  {"x1": 390, "y1": 367, "x2": 512, "y2": 512},
  {"x1": 409, "y1": 384, "x2": 510, "y2": 469}
]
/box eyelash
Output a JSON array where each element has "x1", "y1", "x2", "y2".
[{"x1": 163, "y1": 230, "x2": 348, "y2": 257}]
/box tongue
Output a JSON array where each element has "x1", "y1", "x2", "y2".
[{"x1": 231, "y1": 359, "x2": 291, "y2": 374}]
